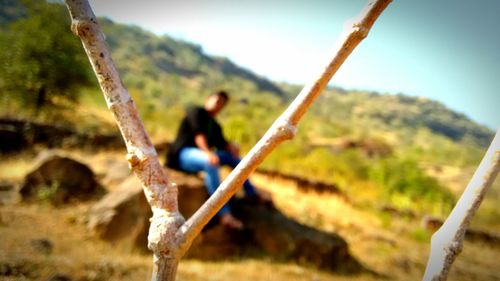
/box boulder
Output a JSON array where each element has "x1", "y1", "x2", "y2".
[
  {"x1": 87, "y1": 169, "x2": 206, "y2": 251},
  {"x1": 87, "y1": 176, "x2": 152, "y2": 250},
  {"x1": 20, "y1": 151, "x2": 101, "y2": 204},
  {"x1": 184, "y1": 200, "x2": 361, "y2": 272},
  {"x1": 236, "y1": 202, "x2": 360, "y2": 271}
]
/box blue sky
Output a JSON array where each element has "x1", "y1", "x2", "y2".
[{"x1": 88, "y1": 0, "x2": 499, "y2": 130}]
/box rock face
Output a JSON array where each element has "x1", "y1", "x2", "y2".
[
  {"x1": 235, "y1": 202, "x2": 359, "y2": 272},
  {"x1": 184, "y1": 200, "x2": 361, "y2": 272},
  {"x1": 87, "y1": 176, "x2": 152, "y2": 249},
  {"x1": 89, "y1": 168, "x2": 361, "y2": 271},
  {"x1": 20, "y1": 151, "x2": 101, "y2": 204},
  {"x1": 0, "y1": 118, "x2": 124, "y2": 153},
  {"x1": 87, "y1": 169, "x2": 207, "y2": 251}
]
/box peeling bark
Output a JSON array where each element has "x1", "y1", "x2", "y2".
[{"x1": 64, "y1": 1, "x2": 184, "y2": 279}]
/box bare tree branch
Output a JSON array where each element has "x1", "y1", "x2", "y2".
[
  {"x1": 422, "y1": 129, "x2": 500, "y2": 281},
  {"x1": 173, "y1": 0, "x2": 393, "y2": 257},
  {"x1": 64, "y1": 0, "x2": 392, "y2": 279},
  {"x1": 63, "y1": 1, "x2": 184, "y2": 280}
]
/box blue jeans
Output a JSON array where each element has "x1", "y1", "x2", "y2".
[{"x1": 178, "y1": 147, "x2": 257, "y2": 216}]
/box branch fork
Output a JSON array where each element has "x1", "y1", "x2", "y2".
[
  {"x1": 64, "y1": 0, "x2": 392, "y2": 279},
  {"x1": 148, "y1": 205, "x2": 185, "y2": 258}
]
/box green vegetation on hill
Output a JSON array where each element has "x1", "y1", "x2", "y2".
[
  {"x1": 0, "y1": 0, "x2": 92, "y2": 112},
  {"x1": 1, "y1": 1, "x2": 496, "y2": 219}
]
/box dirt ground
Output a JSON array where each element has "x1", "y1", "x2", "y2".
[{"x1": 0, "y1": 149, "x2": 499, "y2": 280}]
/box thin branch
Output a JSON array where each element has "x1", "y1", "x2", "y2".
[
  {"x1": 65, "y1": 0, "x2": 393, "y2": 279},
  {"x1": 151, "y1": 256, "x2": 179, "y2": 281},
  {"x1": 422, "y1": 129, "x2": 500, "y2": 281},
  {"x1": 63, "y1": 0, "x2": 184, "y2": 279},
  {"x1": 174, "y1": 0, "x2": 393, "y2": 256}
]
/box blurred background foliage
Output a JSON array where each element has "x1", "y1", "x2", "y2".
[
  {"x1": 0, "y1": 0, "x2": 93, "y2": 112},
  {"x1": 0, "y1": 0, "x2": 497, "y2": 220}
]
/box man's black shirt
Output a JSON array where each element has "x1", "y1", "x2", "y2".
[{"x1": 167, "y1": 106, "x2": 228, "y2": 169}]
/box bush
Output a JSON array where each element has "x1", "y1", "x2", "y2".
[{"x1": 368, "y1": 157, "x2": 455, "y2": 214}]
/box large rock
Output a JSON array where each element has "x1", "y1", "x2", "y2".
[
  {"x1": 87, "y1": 176, "x2": 152, "y2": 250},
  {"x1": 89, "y1": 168, "x2": 361, "y2": 271},
  {"x1": 236, "y1": 202, "x2": 360, "y2": 272},
  {"x1": 87, "y1": 169, "x2": 207, "y2": 251},
  {"x1": 184, "y1": 200, "x2": 361, "y2": 272},
  {"x1": 20, "y1": 151, "x2": 101, "y2": 204}
]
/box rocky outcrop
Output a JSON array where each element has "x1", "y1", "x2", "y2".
[
  {"x1": 0, "y1": 118, "x2": 123, "y2": 153},
  {"x1": 87, "y1": 169, "x2": 207, "y2": 250},
  {"x1": 87, "y1": 175, "x2": 152, "y2": 249},
  {"x1": 184, "y1": 199, "x2": 361, "y2": 272},
  {"x1": 20, "y1": 151, "x2": 102, "y2": 204},
  {"x1": 233, "y1": 201, "x2": 360, "y2": 272},
  {"x1": 89, "y1": 168, "x2": 361, "y2": 272}
]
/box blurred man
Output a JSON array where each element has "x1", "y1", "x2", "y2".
[{"x1": 166, "y1": 90, "x2": 270, "y2": 229}]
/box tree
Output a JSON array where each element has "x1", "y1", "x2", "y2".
[
  {"x1": 0, "y1": 0, "x2": 91, "y2": 111},
  {"x1": 64, "y1": 0, "x2": 391, "y2": 280},
  {"x1": 64, "y1": 0, "x2": 500, "y2": 280}
]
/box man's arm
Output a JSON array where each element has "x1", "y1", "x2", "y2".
[
  {"x1": 225, "y1": 143, "x2": 240, "y2": 158},
  {"x1": 194, "y1": 133, "x2": 219, "y2": 165}
]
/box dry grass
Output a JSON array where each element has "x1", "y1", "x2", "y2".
[
  {"x1": 0, "y1": 150, "x2": 499, "y2": 280},
  {"x1": 0, "y1": 203, "x2": 151, "y2": 280},
  {"x1": 0, "y1": 203, "x2": 382, "y2": 281},
  {"x1": 252, "y1": 173, "x2": 500, "y2": 281}
]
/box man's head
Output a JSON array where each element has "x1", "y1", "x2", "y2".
[{"x1": 205, "y1": 90, "x2": 229, "y2": 116}]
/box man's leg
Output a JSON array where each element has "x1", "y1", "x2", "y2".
[
  {"x1": 216, "y1": 150, "x2": 257, "y2": 197},
  {"x1": 179, "y1": 147, "x2": 231, "y2": 215}
]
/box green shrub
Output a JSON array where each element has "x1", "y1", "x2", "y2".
[{"x1": 368, "y1": 157, "x2": 455, "y2": 215}]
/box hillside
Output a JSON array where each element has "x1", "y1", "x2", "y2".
[
  {"x1": 99, "y1": 18, "x2": 284, "y2": 97},
  {"x1": 95, "y1": 17, "x2": 495, "y2": 180},
  {"x1": 0, "y1": 1, "x2": 492, "y2": 146},
  {"x1": 96, "y1": 17, "x2": 494, "y2": 149},
  {"x1": 1, "y1": 1, "x2": 497, "y2": 219}
]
